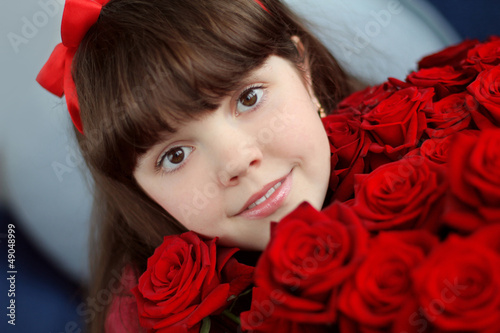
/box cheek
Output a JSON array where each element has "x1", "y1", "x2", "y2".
[
  {"x1": 284, "y1": 100, "x2": 331, "y2": 182},
  {"x1": 273, "y1": 99, "x2": 329, "y2": 162},
  {"x1": 155, "y1": 177, "x2": 225, "y2": 234}
]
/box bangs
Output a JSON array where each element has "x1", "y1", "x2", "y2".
[{"x1": 74, "y1": 0, "x2": 299, "y2": 177}]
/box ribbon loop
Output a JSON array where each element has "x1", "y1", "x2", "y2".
[
  {"x1": 36, "y1": 43, "x2": 67, "y2": 97},
  {"x1": 37, "y1": 0, "x2": 109, "y2": 133},
  {"x1": 62, "y1": 0, "x2": 106, "y2": 48}
]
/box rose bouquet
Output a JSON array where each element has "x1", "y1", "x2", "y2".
[
  {"x1": 131, "y1": 231, "x2": 255, "y2": 332},
  {"x1": 133, "y1": 37, "x2": 500, "y2": 332}
]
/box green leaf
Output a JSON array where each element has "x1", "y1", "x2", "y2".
[
  {"x1": 228, "y1": 287, "x2": 253, "y2": 312},
  {"x1": 200, "y1": 317, "x2": 211, "y2": 333},
  {"x1": 222, "y1": 309, "x2": 241, "y2": 325}
]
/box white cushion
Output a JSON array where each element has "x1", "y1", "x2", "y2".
[{"x1": 285, "y1": 0, "x2": 460, "y2": 84}]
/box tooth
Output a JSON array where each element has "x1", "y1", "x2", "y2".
[
  {"x1": 265, "y1": 187, "x2": 275, "y2": 198},
  {"x1": 246, "y1": 181, "x2": 284, "y2": 210},
  {"x1": 255, "y1": 196, "x2": 267, "y2": 206}
]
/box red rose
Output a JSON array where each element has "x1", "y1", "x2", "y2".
[
  {"x1": 406, "y1": 66, "x2": 476, "y2": 100},
  {"x1": 424, "y1": 92, "x2": 475, "y2": 138},
  {"x1": 132, "y1": 232, "x2": 254, "y2": 333},
  {"x1": 418, "y1": 39, "x2": 479, "y2": 69},
  {"x1": 465, "y1": 37, "x2": 500, "y2": 71},
  {"x1": 352, "y1": 156, "x2": 448, "y2": 233},
  {"x1": 337, "y1": 81, "x2": 398, "y2": 114},
  {"x1": 412, "y1": 226, "x2": 500, "y2": 332},
  {"x1": 409, "y1": 130, "x2": 481, "y2": 164},
  {"x1": 322, "y1": 112, "x2": 371, "y2": 201},
  {"x1": 361, "y1": 87, "x2": 432, "y2": 161},
  {"x1": 467, "y1": 65, "x2": 500, "y2": 129},
  {"x1": 444, "y1": 129, "x2": 500, "y2": 231},
  {"x1": 241, "y1": 202, "x2": 369, "y2": 331},
  {"x1": 413, "y1": 137, "x2": 451, "y2": 165},
  {"x1": 338, "y1": 230, "x2": 438, "y2": 332}
]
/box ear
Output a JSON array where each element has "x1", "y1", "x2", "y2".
[{"x1": 291, "y1": 36, "x2": 317, "y2": 103}]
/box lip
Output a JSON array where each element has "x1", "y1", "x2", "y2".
[{"x1": 235, "y1": 170, "x2": 293, "y2": 219}]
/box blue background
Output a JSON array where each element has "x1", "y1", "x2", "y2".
[{"x1": 427, "y1": 0, "x2": 500, "y2": 40}]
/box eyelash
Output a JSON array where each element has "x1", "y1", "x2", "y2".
[
  {"x1": 155, "y1": 146, "x2": 194, "y2": 175},
  {"x1": 235, "y1": 84, "x2": 267, "y2": 116}
]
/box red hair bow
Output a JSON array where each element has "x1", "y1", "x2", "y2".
[
  {"x1": 37, "y1": 0, "x2": 267, "y2": 134},
  {"x1": 37, "y1": 0, "x2": 109, "y2": 134}
]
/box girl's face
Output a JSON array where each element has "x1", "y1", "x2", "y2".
[{"x1": 134, "y1": 56, "x2": 331, "y2": 250}]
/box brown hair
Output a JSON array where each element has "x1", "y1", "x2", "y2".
[{"x1": 73, "y1": 0, "x2": 358, "y2": 331}]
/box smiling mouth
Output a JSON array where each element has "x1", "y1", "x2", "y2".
[
  {"x1": 246, "y1": 181, "x2": 283, "y2": 210},
  {"x1": 235, "y1": 170, "x2": 293, "y2": 219}
]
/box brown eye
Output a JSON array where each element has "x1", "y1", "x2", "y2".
[
  {"x1": 236, "y1": 87, "x2": 264, "y2": 114},
  {"x1": 167, "y1": 147, "x2": 185, "y2": 164},
  {"x1": 158, "y1": 146, "x2": 194, "y2": 172},
  {"x1": 240, "y1": 90, "x2": 258, "y2": 107}
]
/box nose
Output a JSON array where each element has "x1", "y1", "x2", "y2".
[{"x1": 214, "y1": 128, "x2": 263, "y2": 187}]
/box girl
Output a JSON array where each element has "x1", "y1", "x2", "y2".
[{"x1": 37, "y1": 0, "x2": 360, "y2": 331}]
